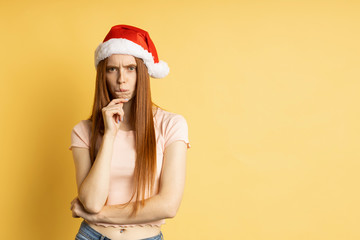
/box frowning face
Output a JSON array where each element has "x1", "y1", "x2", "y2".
[{"x1": 106, "y1": 54, "x2": 137, "y2": 100}]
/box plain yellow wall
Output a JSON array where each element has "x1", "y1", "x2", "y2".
[{"x1": 1, "y1": 0, "x2": 359, "y2": 239}]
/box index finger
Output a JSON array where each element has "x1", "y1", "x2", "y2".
[{"x1": 108, "y1": 98, "x2": 129, "y2": 106}]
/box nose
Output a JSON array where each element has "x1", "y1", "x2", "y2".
[{"x1": 116, "y1": 70, "x2": 125, "y2": 83}]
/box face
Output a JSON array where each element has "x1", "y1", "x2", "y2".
[{"x1": 106, "y1": 54, "x2": 137, "y2": 100}]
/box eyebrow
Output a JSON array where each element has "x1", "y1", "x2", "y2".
[{"x1": 107, "y1": 63, "x2": 137, "y2": 68}]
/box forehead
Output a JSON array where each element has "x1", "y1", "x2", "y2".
[{"x1": 107, "y1": 54, "x2": 136, "y2": 65}]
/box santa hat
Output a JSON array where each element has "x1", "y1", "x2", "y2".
[{"x1": 94, "y1": 25, "x2": 169, "y2": 78}]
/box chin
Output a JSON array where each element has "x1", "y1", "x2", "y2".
[
  {"x1": 115, "y1": 95, "x2": 135, "y2": 100},
  {"x1": 113, "y1": 92, "x2": 134, "y2": 99}
]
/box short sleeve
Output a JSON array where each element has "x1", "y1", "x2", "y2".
[
  {"x1": 69, "y1": 120, "x2": 91, "y2": 150},
  {"x1": 164, "y1": 114, "x2": 191, "y2": 149}
]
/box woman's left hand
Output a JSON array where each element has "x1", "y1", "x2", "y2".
[{"x1": 70, "y1": 197, "x2": 99, "y2": 223}]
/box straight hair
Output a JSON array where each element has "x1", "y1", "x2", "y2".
[{"x1": 88, "y1": 56, "x2": 160, "y2": 216}]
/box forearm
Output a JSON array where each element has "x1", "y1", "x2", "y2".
[
  {"x1": 96, "y1": 193, "x2": 177, "y2": 225},
  {"x1": 79, "y1": 133, "x2": 115, "y2": 213}
]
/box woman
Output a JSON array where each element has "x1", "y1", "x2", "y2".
[{"x1": 69, "y1": 25, "x2": 191, "y2": 240}]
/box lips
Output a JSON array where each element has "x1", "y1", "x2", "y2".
[{"x1": 116, "y1": 89, "x2": 129, "y2": 92}]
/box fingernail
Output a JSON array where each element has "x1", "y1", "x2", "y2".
[
  {"x1": 125, "y1": 98, "x2": 129, "y2": 101},
  {"x1": 117, "y1": 119, "x2": 120, "y2": 123},
  {"x1": 121, "y1": 116, "x2": 124, "y2": 121}
]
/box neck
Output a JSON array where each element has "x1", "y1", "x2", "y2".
[
  {"x1": 121, "y1": 98, "x2": 133, "y2": 126},
  {"x1": 119, "y1": 99, "x2": 157, "y2": 130}
]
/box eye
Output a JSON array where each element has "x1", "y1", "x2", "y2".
[
  {"x1": 107, "y1": 67, "x2": 117, "y2": 72},
  {"x1": 128, "y1": 66, "x2": 136, "y2": 71}
]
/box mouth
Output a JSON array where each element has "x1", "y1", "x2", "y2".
[{"x1": 116, "y1": 89, "x2": 129, "y2": 92}]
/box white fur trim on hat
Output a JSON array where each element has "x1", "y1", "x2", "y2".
[{"x1": 94, "y1": 38, "x2": 169, "y2": 78}]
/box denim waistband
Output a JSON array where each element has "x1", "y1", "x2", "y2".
[{"x1": 77, "y1": 220, "x2": 164, "y2": 240}]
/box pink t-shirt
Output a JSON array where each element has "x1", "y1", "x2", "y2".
[{"x1": 69, "y1": 108, "x2": 191, "y2": 228}]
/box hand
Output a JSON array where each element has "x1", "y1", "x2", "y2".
[
  {"x1": 70, "y1": 196, "x2": 99, "y2": 223},
  {"x1": 101, "y1": 98, "x2": 129, "y2": 136}
]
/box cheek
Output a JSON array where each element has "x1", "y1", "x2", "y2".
[
  {"x1": 105, "y1": 78, "x2": 116, "y2": 97},
  {"x1": 131, "y1": 73, "x2": 137, "y2": 87},
  {"x1": 106, "y1": 76, "x2": 116, "y2": 88}
]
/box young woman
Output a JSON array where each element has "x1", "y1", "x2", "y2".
[{"x1": 69, "y1": 25, "x2": 191, "y2": 240}]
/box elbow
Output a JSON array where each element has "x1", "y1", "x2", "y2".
[
  {"x1": 84, "y1": 204, "x2": 103, "y2": 214},
  {"x1": 78, "y1": 198, "x2": 103, "y2": 214},
  {"x1": 166, "y1": 209, "x2": 177, "y2": 219},
  {"x1": 164, "y1": 201, "x2": 181, "y2": 219},
  {"x1": 158, "y1": 192, "x2": 183, "y2": 219}
]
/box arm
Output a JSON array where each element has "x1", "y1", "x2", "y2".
[
  {"x1": 98, "y1": 140, "x2": 187, "y2": 224},
  {"x1": 73, "y1": 133, "x2": 115, "y2": 213},
  {"x1": 95, "y1": 140, "x2": 188, "y2": 224}
]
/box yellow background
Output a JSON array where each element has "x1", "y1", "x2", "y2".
[{"x1": 1, "y1": 0, "x2": 359, "y2": 239}]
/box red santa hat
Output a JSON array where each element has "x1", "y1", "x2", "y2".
[{"x1": 94, "y1": 24, "x2": 169, "y2": 78}]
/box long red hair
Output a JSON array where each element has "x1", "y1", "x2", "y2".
[{"x1": 88, "y1": 57, "x2": 161, "y2": 216}]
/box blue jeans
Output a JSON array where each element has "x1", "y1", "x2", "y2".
[{"x1": 75, "y1": 220, "x2": 164, "y2": 240}]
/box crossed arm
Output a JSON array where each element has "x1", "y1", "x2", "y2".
[{"x1": 70, "y1": 139, "x2": 188, "y2": 225}]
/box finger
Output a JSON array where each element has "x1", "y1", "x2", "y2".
[
  {"x1": 103, "y1": 108, "x2": 124, "y2": 118},
  {"x1": 117, "y1": 114, "x2": 124, "y2": 123},
  {"x1": 116, "y1": 113, "x2": 124, "y2": 123},
  {"x1": 103, "y1": 105, "x2": 125, "y2": 116},
  {"x1": 72, "y1": 205, "x2": 81, "y2": 218},
  {"x1": 115, "y1": 98, "x2": 129, "y2": 104},
  {"x1": 72, "y1": 212, "x2": 80, "y2": 218},
  {"x1": 105, "y1": 109, "x2": 125, "y2": 120},
  {"x1": 105, "y1": 104, "x2": 125, "y2": 111},
  {"x1": 118, "y1": 113, "x2": 125, "y2": 122},
  {"x1": 108, "y1": 98, "x2": 129, "y2": 106},
  {"x1": 71, "y1": 208, "x2": 77, "y2": 217},
  {"x1": 70, "y1": 201, "x2": 76, "y2": 210}
]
